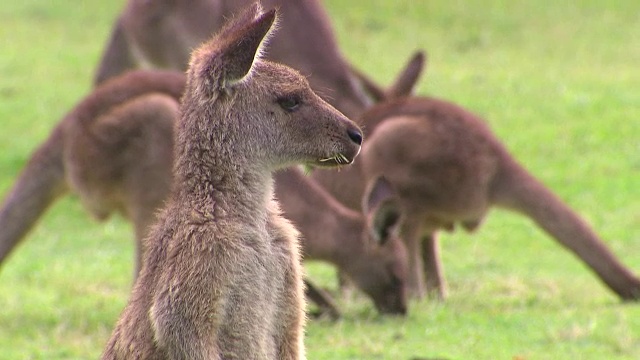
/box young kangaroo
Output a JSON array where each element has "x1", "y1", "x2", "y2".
[
  {"x1": 275, "y1": 167, "x2": 408, "y2": 315},
  {"x1": 101, "y1": 5, "x2": 363, "y2": 359},
  {"x1": 314, "y1": 96, "x2": 640, "y2": 301},
  {"x1": 94, "y1": 0, "x2": 406, "y2": 118}
]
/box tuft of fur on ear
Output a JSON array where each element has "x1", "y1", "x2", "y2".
[
  {"x1": 218, "y1": 2, "x2": 264, "y2": 39},
  {"x1": 363, "y1": 176, "x2": 402, "y2": 245},
  {"x1": 188, "y1": 3, "x2": 277, "y2": 96}
]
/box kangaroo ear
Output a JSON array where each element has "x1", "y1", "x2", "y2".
[
  {"x1": 349, "y1": 64, "x2": 387, "y2": 103},
  {"x1": 350, "y1": 50, "x2": 426, "y2": 103},
  {"x1": 363, "y1": 176, "x2": 402, "y2": 245},
  {"x1": 191, "y1": 4, "x2": 276, "y2": 93},
  {"x1": 362, "y1": 176, "x2": 395, "y2": 214},
  {"x1": 386, "y1": 50, "x2": 426, "y2": 98},
  {"x1": 220, "y1": 7, "x2": 276, "y2": 85},
  {"x1": 218, "y1": 3, "x2": 265, "y2": 38}
]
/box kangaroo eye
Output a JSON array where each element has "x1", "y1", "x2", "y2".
[{"x1": 277, "y1": 95, "x2": 301, "y2": 112}]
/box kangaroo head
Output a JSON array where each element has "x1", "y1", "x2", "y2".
[
  {"x1": 180, "y1": 4, "x2": 362, "y2": 172},
  {"x1": 348, "y1": 176, "x2": 409, "y2": 315}
]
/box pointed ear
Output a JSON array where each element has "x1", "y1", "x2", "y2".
[
  {"x1": 218, "y1": 3, "x2": 264, "y2": 39},
  {"x1": 219, "y1": 8, "x2": 277, "y2": 85},
  {"x1": 363, "y1": 176, "x2": 402, "y2": 245},
  {"x1": 386, "y1": 50, "x2": 426, "y2": 98},
  {"x1": 350, "y1": 50, "x2": 426, "y2": 103},
  {"x1": 349, "y1": 64, "x2": 387, "y2": 103},
  {"x1": 192, "y1": 5, "x2": 276, "y2": 93},
  {"x1": 362, "y1": 176, "x2": 395, "y2": 214},
  {"x1": 370, "y1": 199, "x2": 402, "y2": 245}
]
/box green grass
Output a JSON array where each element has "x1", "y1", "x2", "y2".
[{"x1": 1, "y1": 0, "x2": 639, "y2": 359}]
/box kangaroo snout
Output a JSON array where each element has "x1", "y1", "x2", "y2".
[
  {"x1": 347, "y1": 127, "x2": 363, "y2": 146},
  {"x1": 314, "y1": 115, "x2": 363, "y2": 167},
  {"x1": 341, "y1": 124, "x2": 363, "y2": 164},
  {"x1": 340, "y1": 123, "x2": 363, "y2": 165},
  {"x1": 338, "y1": 116, "x2": 363, "y2": 161}
]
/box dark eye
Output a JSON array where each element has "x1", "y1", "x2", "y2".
[{"x1": 277, "y1": 95, "x2": 301, "y2": 112}]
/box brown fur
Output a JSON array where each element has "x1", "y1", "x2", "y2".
[
  {"x1": 0, "y1": 14, "x2": 423, "y2": 314},
  {"x1": 0, "y1": 67, "x2": 418, "y2": 315},
  {"x1": 313, "y1": 96, "x2": 640, "y2": 301},
  {"x1": 275, "y1": 167, "x2": 408, "y2": 315},
  {"x1": 0, "y1": 68, "x2": 406, "y2": 315},
  {"x1": 95, "y1": 0, "x2": 377, "y2": 118},
  {"x1": 0, "y1": 70, "x2": 186, "y2": 272},
  {"x1": 0, "y1": 29, "x2": 424, "y2": 316},
  {"x1": 101, "y1": 6, "x2": 362, "y2": 359}
]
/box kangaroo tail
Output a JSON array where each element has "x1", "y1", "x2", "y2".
[
  {"x1": 492, "y1": 156, "x2": 640, "y2": 300},
  {"x1": 0, "y1": 124, "x2": 68, "y2": 266}
]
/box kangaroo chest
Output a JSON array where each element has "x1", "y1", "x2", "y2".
[{"x1": 216, "y1": 209, "x2": 301, "y2": 359}]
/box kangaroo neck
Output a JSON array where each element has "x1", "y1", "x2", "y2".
[{"x1": 172, "y1": 103, "x2": 272, "y2": 219}]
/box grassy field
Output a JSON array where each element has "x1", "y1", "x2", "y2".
[{"x1": 0, "y1": 0, "x2": 639, "y2": 359}]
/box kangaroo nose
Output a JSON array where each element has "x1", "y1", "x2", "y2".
[{"x1": 347, "y1": 127, "x2": 363, "y2": 145}]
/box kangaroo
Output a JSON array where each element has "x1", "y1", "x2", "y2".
[
  {"x1": 313, "y1": 96, "x2": 640, "y2": 301},
  {"x1": 0, "y1": 30, "x2": 422, "y2": 313},
  {"x1": 0, "y1": 70, "x2": 186, "y2": 273},
  {"x1": 0, "y1": 68, "x2": 406, "y2": 316},
  {"x1": 101, "y1": 6, "x2": 363, "y2": 359},
  {"x1": 275, "y1": 167, "x2": 408, "y2": 316},
  {"x1": 0, "y1": 68, "x2": 403, "y2": 317},
  {"x1": 0, "y1": 66, "x2": 418, "y2": 316},
  {"x1": 95, "y1": 0, "x2": 376, "y2": 119}
]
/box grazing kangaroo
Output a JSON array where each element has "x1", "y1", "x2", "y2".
[
  {"x1": 275, "y1": 167, "x2": 408, "y2": 315},
  {"x1": 0, "y1": 70, "x2": 186, "y2": 273},
  {"x1": 101, "y1": 6, "x2": 363, "y2": 359},
  {"x1": 95, "y1": 0, "x2": 375, "y2": 118},
  {"x1": 314, "y1": 96, "x2": 640, "y2": 301}
]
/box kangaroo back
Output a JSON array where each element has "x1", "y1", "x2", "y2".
[
  {"x1": 95, "y1": 0, "x2": 367, "y2": 116},
  {"x1": 62, "y1": 70, "x2": 184, "y2": 219},
  {"x1": 94, "y1": 0, "x2": 423, "y2": 118},
  {"x1": 0, "y1": 70, "x2": 185, "y2": 271}
]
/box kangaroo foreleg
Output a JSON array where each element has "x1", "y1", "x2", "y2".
[{"x1": 304, "y1": 278, "x2": 341, "y2": 320}]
